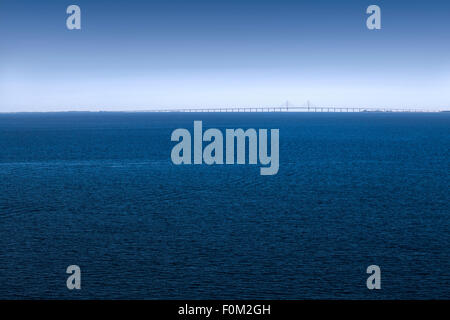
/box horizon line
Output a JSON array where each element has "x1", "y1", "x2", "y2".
[{"x1": 1, "y1": 106, "x2": 449, "y2": 114}]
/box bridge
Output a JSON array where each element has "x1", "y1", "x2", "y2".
[{"x1": 151, "y1": 106, "x2": 442, "y2": 113}]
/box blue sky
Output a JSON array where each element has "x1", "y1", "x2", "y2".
[{"x1": 0, "y1": 0, "x2": 449, "y2": 111}]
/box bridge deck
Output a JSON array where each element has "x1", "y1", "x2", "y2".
[{"x1": 150, "y1": 106, "x2": 440, "y2": 113}]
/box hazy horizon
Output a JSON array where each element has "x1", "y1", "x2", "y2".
[
  {"x1": 0, "y1": 106, "x2": 449, "y2": 113},
  {"x1": 1, "y1": 0, "x2": 449, "y2": 112}
]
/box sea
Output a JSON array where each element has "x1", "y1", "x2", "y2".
[{"x1": 0, "y1": 112, "x2": 448, "y2": 299}]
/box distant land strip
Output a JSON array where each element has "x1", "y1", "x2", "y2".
[{"x1": 1, "y1": 107, "x2": 449, "y2": 114}]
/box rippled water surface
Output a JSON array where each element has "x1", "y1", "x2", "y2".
[{"x1": 0, "y1": 112, "x2": 449, "y2": 299}]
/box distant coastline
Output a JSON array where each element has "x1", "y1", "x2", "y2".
[{"x1": 0, "y1": 107, "x2": 449, "y2": 114}]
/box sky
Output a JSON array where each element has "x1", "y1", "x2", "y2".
[{"x1": 0, "y1": 0, "x2": 449, "y2": 112}]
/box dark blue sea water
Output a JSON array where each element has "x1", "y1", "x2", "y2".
[{"x1": 0, "y1": 112, "x2": 448, "y2": 299}]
